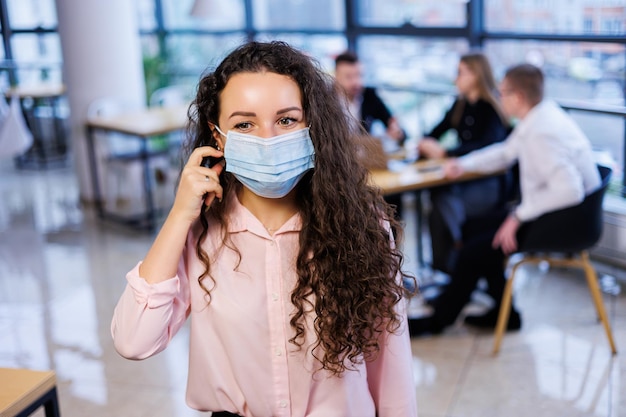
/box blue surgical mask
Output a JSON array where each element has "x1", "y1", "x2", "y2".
[{"x1": 215, "y1": 126, "x2": 315, "y2": 198}]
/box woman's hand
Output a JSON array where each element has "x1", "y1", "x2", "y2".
[
  {"x1": 170, "y1": 146, "x2": 224, "y2": 223},
  {"x1": 138, "y1": 146, "x2": 223, "y2": 284},
  {"x1": 417, "y1": 138, "x2": 446, "y2": 159}
]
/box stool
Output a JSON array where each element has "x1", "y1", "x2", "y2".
[{"x1": 0, "y1": 368, "x2": 60, "y2": 417}]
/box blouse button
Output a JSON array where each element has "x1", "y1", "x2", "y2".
[
  {"x1": 462, "y1": 130, "x2": 472, "y2": 140},
  {"x1": 272, "y1": 292, "x2": 279, "y2": 301},
  {"x1": 465, "y1": 115, "x2": 475, "y2": 125},
  {"x1": 275, "y1": 348, "x2": 282, "y2": 356},
  {"x1": 279, "y1": 400, "x2": 288, "y2": 408}
]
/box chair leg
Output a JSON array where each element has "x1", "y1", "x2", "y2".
[
  {"x1": 580, "y1": 251, "x2": 618, "y2": 354},
  {"x1": 492, "y1": 260, "x2": 520, "y2": 355}
]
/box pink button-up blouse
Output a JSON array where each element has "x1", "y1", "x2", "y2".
[{"x1": 111, "y1": 195, "x2": 418, "y2": 417}]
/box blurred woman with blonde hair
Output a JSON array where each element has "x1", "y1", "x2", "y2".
[{"x1": 417, "y1": 51, "x2": 511, "y2": 275}]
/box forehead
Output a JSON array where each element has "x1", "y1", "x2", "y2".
[{"x1": 220, "y1": 71, "x2": 302, "y2": 108}]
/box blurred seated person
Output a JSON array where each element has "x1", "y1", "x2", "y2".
[
  {"x1": 334, "y1": 50, "x2": 407, "y2": 218},
  {"x1": 334, "y1": 51, "x2": 406, "y2": 145},
  {"x1": 409, "y1": 63, "x2": 601, "y2": 335},
  {"x1": 417, "y1": 52, "x2": 511, "y2": 274}
]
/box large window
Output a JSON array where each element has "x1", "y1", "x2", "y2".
[
  {"x1": 10, "y1": 33, "x2": 62, "y2": 85},
  {"x1": 486, "y1": 0, "x2": 625, "y2": 35},
  {"x1": 6, "y1": 0, "x2": 56, "y2": 29},
  {"x1": 484, "y1": 40, "x2": 625, "y2": 107},
  {"x1": 162, "y1": 0, "x2": 246, "y2": 31},
  {"x1": 357, "y1": 36, "x2": 468, "y2": 88},
  {"x1": 255, "y1": 33, "x2": 347, "y2": 73},
  {"x1": 0, "y1": 0, "x2": 60, "y2": 88},
  {"x1": 1, "y1": 0, "x2": 625, "y2": 194},
  {"x1": 252, "y1": 0, "x2": 344, "y2": 31}
]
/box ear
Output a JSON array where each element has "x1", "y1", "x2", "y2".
[{"x1": 208, "y1": 122, "x2": 225, "y2": 150}]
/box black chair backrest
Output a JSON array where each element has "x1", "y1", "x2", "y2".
[{"x1": 517, "y1": 164, "x2": 612, "y2": 253}]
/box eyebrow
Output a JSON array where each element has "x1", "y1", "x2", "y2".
[
  {"x1": 276, "y1": 106, "x2": 302, "y2": 114},
  {"x1": 227, "y1": 107, "x2": 302, "y2": 119},
  {"x1": 228, "y1": 111, "x2": 256, "y2": 119}
]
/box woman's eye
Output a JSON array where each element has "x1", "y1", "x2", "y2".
[
  {"x1": 278, "y1": 117, "x2": 297, "y2": 126},
  {"x1": 234, "y1": 122, "x2": 252, "y2": 130}
]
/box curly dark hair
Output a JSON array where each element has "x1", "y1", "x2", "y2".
[{"x1": 183, "y1": 40, "x2": 415, "y2": 375}]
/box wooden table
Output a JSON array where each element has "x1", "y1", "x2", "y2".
[
  {"x1": 369, "y1": 158, "x2": 500, "y2": 195},
  {"x1": 86, "y1": 104, "x2": 188, "y2": 137},
  {"x1": 0, "y1": 367, "x2": 60, "y2": 417},
  {"x1": 6, "y1": 84, "x2": 66, "y2": 99},
  {"x1": 85, "y1": 104, "x2": 189, "y2": 230},
  {"x1": 369, "y1": 158, "x2": 505, "y2": 267}
]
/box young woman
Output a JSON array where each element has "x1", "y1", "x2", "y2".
[
  {"x1": 111, "y1": 41, "x2": 418, "y2": 417},
  {"x1": 417, "y1": 52, "x2": 511, "y2": 274}
]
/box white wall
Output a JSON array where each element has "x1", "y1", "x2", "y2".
[{"x1": 55, "y1": 0, "x2": 146, "y2": 201}]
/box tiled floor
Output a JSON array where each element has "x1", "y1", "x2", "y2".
[{"x1": 0, "y1": 159, "x2": 624, "y2": 417}]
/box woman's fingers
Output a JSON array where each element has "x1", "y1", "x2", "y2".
[
  {"x1": 200, "y1": 163, "x2": 225, "y2": 204},
  {"x1": 170, "y1": 148, "x2": 225, "y2": 221},
  {"x1": 188, "y1": 145, "x2": 224, "y2": 167}
]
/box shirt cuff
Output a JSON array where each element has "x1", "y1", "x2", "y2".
[
  {"x1": 458, "y1": 155, "x2": 477, "y2": 172},
  {"x1": 513, "y1": 205, "x2": 533, "y2": 223},
  {"x1": 126, "y1": 262, "x2": 180, "y2": 308}
]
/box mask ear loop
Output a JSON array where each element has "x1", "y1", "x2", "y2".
[
  {"x1": 214, "y1": 125, "x2": 227, "y2": 138},
  {"x1": 211, "y1": 124, "x2": 226, "y2": 151}
]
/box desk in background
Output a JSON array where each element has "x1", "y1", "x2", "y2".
[
  {"x1": 369, "y1": 158, "x2": 500, "y2": 194},
  {"x1": 6, "y1": 84, "x2": 69, "y2": 169},
  {"x1": 369, "y1": 159, "x2": 505, "y2": 268},
  {"x1": 85, "y1": 104, "x2": 188, "y2": 230}
]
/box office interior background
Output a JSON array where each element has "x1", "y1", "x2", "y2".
[
  {"x1": 3, "y1": 0, "x2": 625, "y2": 266},
  {"x1": 1, "y1": 1, "x2": 625, "y2": 416}
]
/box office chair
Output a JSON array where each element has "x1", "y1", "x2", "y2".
[{"x1": 492, "y1": 164, "x2": 617, "y2": 355}]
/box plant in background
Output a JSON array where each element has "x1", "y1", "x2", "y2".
[
  {"x1": 142, "y1": 51, "x2": 172, "y2": 156},
  {"x1": 142, "y1": 52, "x2": 171, "y2": 106}
]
